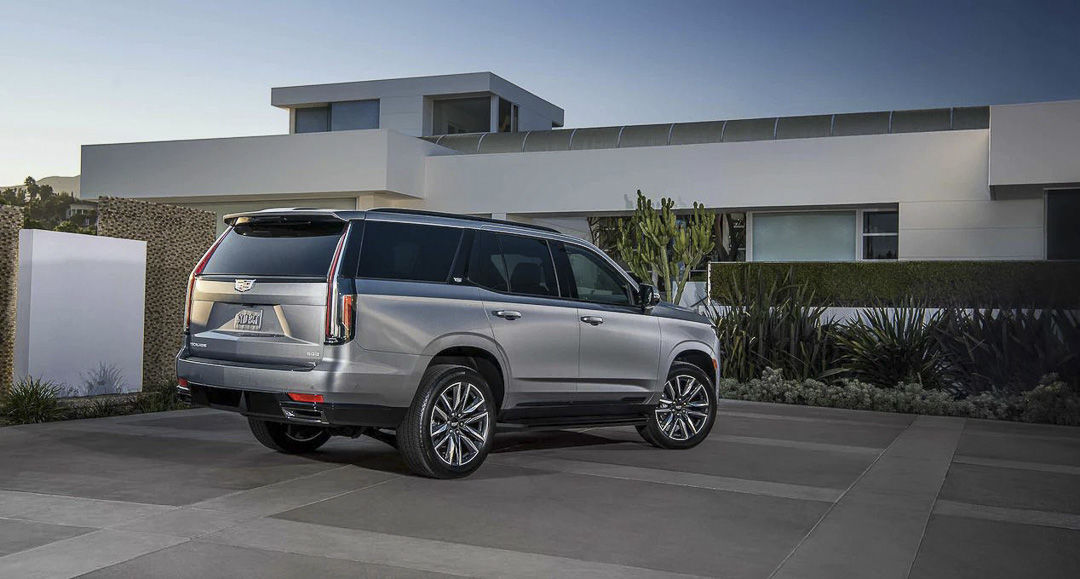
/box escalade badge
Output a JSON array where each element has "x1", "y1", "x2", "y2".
[{"x1": 234, "y1": 279, "x2": 255, "y2": 293}]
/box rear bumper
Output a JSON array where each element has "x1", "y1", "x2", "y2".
[
  {"x1": 180, "y1": 383, "x2": 406, "y2": 428},
  {"x1": 175, "y1": 348, "x2": 426, "y2": 408}
]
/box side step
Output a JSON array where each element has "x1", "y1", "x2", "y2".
[{"x1": 497, "y1": 415, "x2": 648, "y2": 432}]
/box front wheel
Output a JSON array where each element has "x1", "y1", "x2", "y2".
[
  {"x1": 248, "y1": 418, "x2": 330, "y2": 453},
  {"x1": 638, "y1": 362, "x2": 716, "y2": 449}
]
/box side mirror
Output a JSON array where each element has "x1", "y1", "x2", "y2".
[{"x1": 638, "y1": 283, "x2": 661, "y2": 311}]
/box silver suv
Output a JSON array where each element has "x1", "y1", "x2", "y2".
[{"x1": 177, "y1": 208, "x2": 719, "y2": 478}]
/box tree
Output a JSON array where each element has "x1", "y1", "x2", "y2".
[{"x1": 614, "y1": 190, "x2": 715, "y2": 304}]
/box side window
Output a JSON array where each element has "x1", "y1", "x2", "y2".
[
  {"x1": 467, "y1": 231, "x2": 509, "y2": 292},
  {"x1": 357, "y1": 221, "x2": 462, "y2": 282},
  {"x1": 497, "y1": 234, "x2": 559, "y2": 297},
  {"x1": 564, "y1": 245, "x2": 634, "y2": 306}
]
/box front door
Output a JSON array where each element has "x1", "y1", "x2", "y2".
[{"x1": 558, "y1": 243, "x2": 661, "y2": 402}]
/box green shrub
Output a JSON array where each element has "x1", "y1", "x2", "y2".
[
  {"x1": 0, "y1": 377, "x2": 64, "y2": 424},
  {"x1": 709, "y1": 269, "x2": 840, "y2": 381},
  {"x1": 1020, "y1": 378, "x2": 1080, "y2": 426},
  {"x1": 718, "y1": 368, "x2": 1079, "y2": 424},
  {"x1": 708, "y1": 261, "x2": 1080, "y2": 308},
  {"x1": 836, "y1": 304, "x2": 950, "y2": 389}
]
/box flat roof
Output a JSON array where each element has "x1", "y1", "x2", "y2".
[
  {"x1": 424, "y1": 106, "x2": 990, "y2": 154},
  {"x1": 271, "y1": 72, "x2": 564, "y2": 126}
]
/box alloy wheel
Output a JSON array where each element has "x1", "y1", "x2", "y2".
[
  {"x1": 429, "y1": 381, "x2": 489, "y2": 466},
  {"x1": 655, "y1": 374, "x2": 710, "y2": 441}
]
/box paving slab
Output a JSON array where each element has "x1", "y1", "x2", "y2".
[
  {"x1": 712, "y1": 413, "x2": 906, "y2": 449},
  {"x1": 209, "y1": 516, "x2": 708, "y2": 579},
  {"x1": 772, "y1": 415, "x2": 965, "y2": 579},
  {"x1": 909, "y1": 514, "x2": 1080, "y2": 579},
  {"x1": 939, "y1": 462, "x2": 1080, "y2": 514},
  {"x1": 956, "y1": 429, "x2": 1080, "y2": 466},
  {"x1": 0, "y1": 528, "x2": 185, "y2": 579},
  {"x1": 0, "y1": 518, "x2": 94, "y2": 556},
  {"x1": 272, "y1": 463, "x2": 828, "y2": 578},
  {"x1": 79, "y1": 540, "x2": 457, "y2": 579},
  {"x1": 498, "y1": 437, "x2": 876, "y2": 489}
]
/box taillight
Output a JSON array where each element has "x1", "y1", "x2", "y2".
[
  {"x1": 185, "y1": 228, "x2": 229, "y2": 333},
  {"x1": 324, "y1": 226, "x2": 353, "y2": 344},
  {"x1": 287, "y1": 392, "x2": 324, "y2": 403}
]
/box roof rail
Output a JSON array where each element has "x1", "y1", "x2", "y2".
[{"x1": 367, "y1": 208, "x2": 560, "y2": 234}]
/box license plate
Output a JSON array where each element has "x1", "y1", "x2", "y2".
[{"x1": 234, "y1": 309, "x2": 263, "y2": 332}]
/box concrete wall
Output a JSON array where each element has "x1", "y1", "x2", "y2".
[
  {"x1": 990, "y1": 99, "x2": 1080, "y2": 193},
  {"x1": 0, "y1": 206, "x2": 21, "y2": 391},
  {"x1": 14, "y1": 230, "x2": 146, "y2": 396},
  {"x1": 81, "y1": 130, "x2": 451, "y2": 201},
  {"x1": 97, "y1": 199, "x2": 216, "y2": 386}
]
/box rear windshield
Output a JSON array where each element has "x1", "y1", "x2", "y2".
[
  {"x1": 357, "y1": 221, "x2": 462, "y2": 282},
  {"x1": 202, "y1": 221, "x2": 345, "y2": 277}
]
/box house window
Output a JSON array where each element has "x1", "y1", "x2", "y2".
[
  {"x1": 432, "y1": 96, "x2": 492, "y2": 135},
  {"x1": 1047, "y1": 189, "x2": 1080, "y2": 260},
  {"x1": 294, "y1": 106, "x2": 329, "y2": 133},
  {"x1": 751, "y1": 211, "x2": 856, "y2": 262},
  {"x1": 862, "y1": 210, "x2": 898, "y2": 260},
  {"x1": 330, "y1": 100, "x2": 379, "y2": 131}
]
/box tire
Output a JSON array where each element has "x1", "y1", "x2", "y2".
[
  {"x1": 398, "y1": 364, "x2": 495, "y2": 479},
  {"x1": 248, "y1": 418, "x2": 331, "y2": 454},
  {"x1": 638, "y1": 362, "x2": 716, "y2": 449}
]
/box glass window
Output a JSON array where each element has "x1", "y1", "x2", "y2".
[
  {"x1": 565, "y1": 245, "x2": 633, "y2": 306},
  {"x1": 862, "y1": 210, "x2": 899, "y2": 260},
  {"x1": 432, "y1": 96, "x2": 492, "y2": 135},
  {"x1": 295, "y1": 107, "x2": 329, "y2": 133},
  {"x1": 203, "y1": 221, "x2": 345, "y2": 277},
  {"x1": 467, "y1": 231, "x2": 509, "y2": 292},
  {"x1": 752, "y1": 212, "x2": 856, "y2": 262},
  {"x1": 1047, "y1": 189, "x2": 1080, "y2": 260},
  {"x1": 357, "y1": 221, "x2": 462, "y2": 282},
  {"x1": 330, "y1": 100, "x2": 379, "y2": 131},
  {"x1": 497, "y1": 234, "x2": 558, "y2": 297}
]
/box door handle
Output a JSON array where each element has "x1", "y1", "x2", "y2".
[
  {"x1": 493, "y1": 310, "x2": 522, "y2": 320},
  {"x1": 580, "y1": 315, "x2": 604, "y2": 325}
]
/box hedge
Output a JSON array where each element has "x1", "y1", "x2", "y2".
[{"x1": 708, "y1": 261, "x2": 1080, "y2": 308}]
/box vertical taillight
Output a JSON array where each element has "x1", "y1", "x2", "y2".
[
  {"x1": 324, "y1": 225, "x2": 352, "y2": 344},
  {"x1": 185, "y1": 229, "x2": 229, "y2": 334}
]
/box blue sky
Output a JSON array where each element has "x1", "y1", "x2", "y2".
[{"x1": 2, "y1": 0, "x2": 1078, "y2": 184}]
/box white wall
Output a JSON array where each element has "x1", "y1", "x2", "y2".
[
  {"x1": 15, "y1": 230, "x2": 146, "y2": 396},
  {"x1": 989, "y1": 99, "x2": 1080, "y2": 191},
  {"x1": 81, "y1": 129, "x2": 453, "y2": 201}
]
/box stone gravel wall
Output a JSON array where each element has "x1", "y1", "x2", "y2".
[
  {"x1": 0, "y1": 205, "x2": 22, "y2": 392},
  {"x1": 97, "y1": 198, "x2": 216, "y2": 387}
]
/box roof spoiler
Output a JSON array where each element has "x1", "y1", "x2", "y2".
[{"x1": 223, "y1": 208, "x2": 348, "y2": 227}]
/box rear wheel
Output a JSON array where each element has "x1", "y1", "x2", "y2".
[
  {"x1": 248, "y1": 418, "x2": 330, "y2": 453},
  {"x1": 398, "y1": 364, "x2": 495, "y2": 479},
  {"x1": 638, "y1": 362, "x2": 716, "y2": 449}
]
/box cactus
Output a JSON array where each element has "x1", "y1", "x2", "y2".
[{"x1": 614, "y1": 190, "x2": 715, "y2": 304}]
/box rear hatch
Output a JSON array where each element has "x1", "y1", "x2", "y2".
[{"x1": 186, "y1": 216, "x2": 347, "y2": 367}]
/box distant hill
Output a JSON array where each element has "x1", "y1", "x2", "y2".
[{"x1": 3, "y1": 175, "x2": 81, "y2": 198}]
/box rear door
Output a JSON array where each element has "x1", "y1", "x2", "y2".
[
  {"x1": 468, "y1": 230, "x2": 580, "y2": 407},
  {"x1": 186, "y1": 217, "x2": 348, "y2": 366}
]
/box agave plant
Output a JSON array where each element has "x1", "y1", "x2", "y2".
[
  {"x1": 937, "y1": 308, "x2": 1080, "y2": 396},
  {"x1": 710, "y1": 268, "x2": 841, "y2": 382},
  {"x1": 835, "y1": 303, "x2": 951, "y2": 389}
]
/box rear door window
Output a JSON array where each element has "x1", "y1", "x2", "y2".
[
  {"x1": 496, "y1": 234, "x2": 559, "y2": 298},
  {"x1": 357, "y1": 221, "x2": 463, "y2": 282},
  {"x1": 202, "y1": 221, "x2": 345, "y2": 277},
  {"x1": 467, "y1": 231, "x2": 510, "y2": 292}
]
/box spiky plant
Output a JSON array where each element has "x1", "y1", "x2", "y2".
[
  {"x1": 836, "y1": 303, "x2": 950, "y2": 389},
  {"x1": 0, "y1": 377, "x2": 63, "y2": 424},
  {"x1": 614, "y1": 190, "x2": 714, "y2": 303}
]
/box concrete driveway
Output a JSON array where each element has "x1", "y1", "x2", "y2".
[{"x1": 0, "y1": 400, "x2": 1077, "y2": 578}]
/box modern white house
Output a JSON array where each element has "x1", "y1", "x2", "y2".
[{"x1": 80, "y1": 72, "x2": 1080, "y2": 261}]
